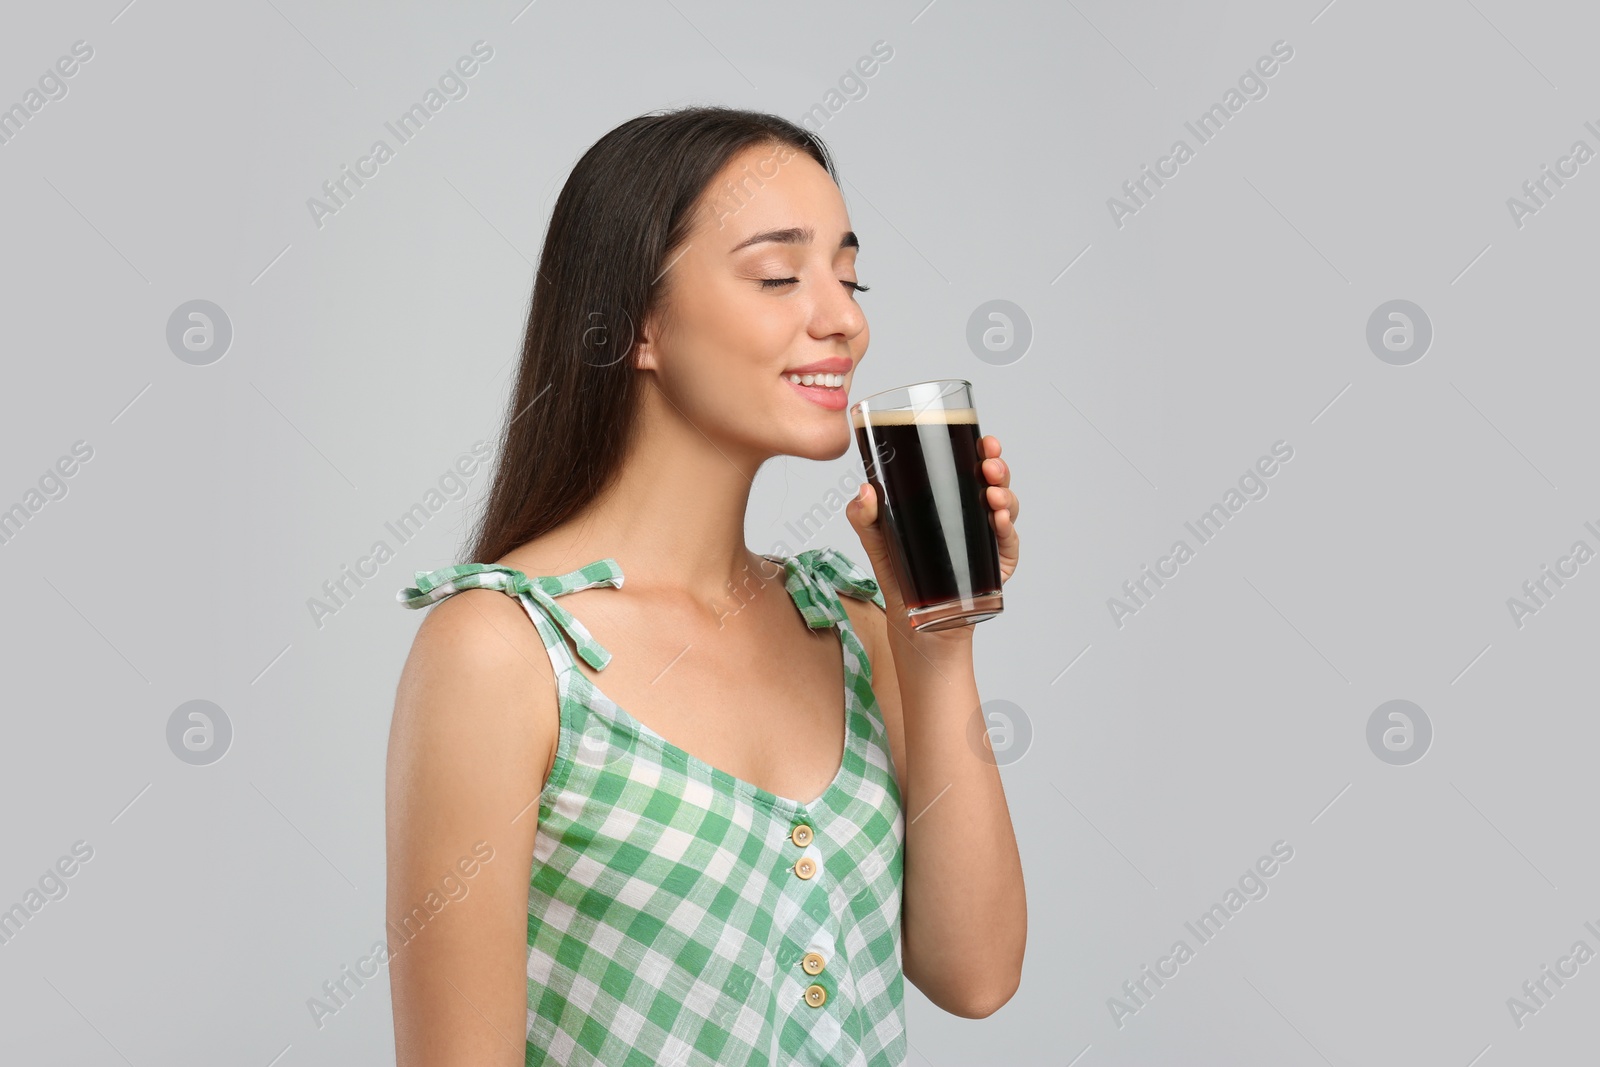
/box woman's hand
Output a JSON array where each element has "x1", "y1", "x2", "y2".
[
  {"x1": 846, "y1": 433, "x2": 1021, "y2": 622},
  {"x1": 980, "y1": 434, "x2": 1020, "y2": 583}
]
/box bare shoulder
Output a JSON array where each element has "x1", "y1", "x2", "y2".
[
  {"x1": 398, "y1": 585, "x2": 558, "y2": 714},
  {"x1": 387, "y1": 587, "x2": 559, "y2": 1060},
  {"x1": 391, "y1": 586, "x2": 562, "y2": 804}
]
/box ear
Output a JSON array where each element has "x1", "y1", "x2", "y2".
[{"x1": 631, "y1": 306, "x2": 662, "y2": 372}]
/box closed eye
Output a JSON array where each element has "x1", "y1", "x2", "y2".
[{"x1": 758, "y1": 278, "x2": 872, "y2": 293}]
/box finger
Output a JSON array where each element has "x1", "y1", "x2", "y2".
[
  {"x1": 850, "y1": 481, "x2": 879, "y2": 527},
  {"x1": 986, "y1": 485, "x2": 1016, "y2": 519},
  {"x1": 982, "y1": 456, "x2": 1009, "y2": 488},
  {"x1": 1008, "y1": 488, "x2": 1020, "y2": 522},
  {"x1": 991, "y1": 499, "x2": 1016, "y2": 539}
]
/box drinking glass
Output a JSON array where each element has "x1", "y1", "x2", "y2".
[{"x1": 850, "y1": 379, "x2": 1004, "y2": 632}]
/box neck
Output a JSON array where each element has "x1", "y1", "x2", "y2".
[{"x1": 530, "y1": 382, "x2": 775, "y2": 602}]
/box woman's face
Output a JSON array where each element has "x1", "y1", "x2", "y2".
[{"x1": 637, "y1": 143, "x2": 870, "y2": 463}]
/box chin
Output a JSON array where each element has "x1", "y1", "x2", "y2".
[{"x1": 778, "y1": 423, "x2": 854, "y2": 463}]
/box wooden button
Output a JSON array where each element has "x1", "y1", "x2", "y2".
[
  {"x1": 804, "y1": 983, "x2": 827, "y2": 1008},
  {"x1": 802, "y1": 952, "x2": 825, "y2": 975},
  {"x1": 795, "y1": 856, "x2": 816, "y2": 880},
  {"x1": 791, "y1": 824, "x2": 813, "y2": 847}
]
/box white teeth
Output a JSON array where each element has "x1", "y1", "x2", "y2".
[{"x1": 785, "y1": 372, "x2": 844, "y2": 388}]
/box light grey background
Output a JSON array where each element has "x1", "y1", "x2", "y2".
[{"x1": 2, "y1": 0, "x2": 1596, "y2": 1064}]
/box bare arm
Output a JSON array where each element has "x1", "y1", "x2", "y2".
[
  {"x1": 843, "y1": 433, "x2": 1028, "y2": 1019},
  {"x1": 847, "y1": 598, "x2": 1026, "y2": 1019},
  {"x1": 386, "y1": 590, "x2": 559, "y2": 1065}
]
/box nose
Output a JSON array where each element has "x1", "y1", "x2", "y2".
[{"x1": 810, "y1": 277, "x2": 868, "y2": 345}]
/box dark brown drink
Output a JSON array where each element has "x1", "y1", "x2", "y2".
[{"x1": 852, "y1": 399, "x2": 1003, "y2": 631}]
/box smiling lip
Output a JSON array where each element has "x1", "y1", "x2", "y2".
[
  {"x1": 783, "y1": 357, "x2": 853, "y2": 375},
  {"x1": 784, "y1": 375, "x2": 849, "y2": 411},
  {"x1": 781, "y1": 356, "x2": 852, "y2": 411}
]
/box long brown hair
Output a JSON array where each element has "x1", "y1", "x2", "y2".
[{"x1": 467, "y1": 106, "x2": 839, "y2": 564}]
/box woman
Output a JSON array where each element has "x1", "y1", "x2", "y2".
[{"x1": 386, "y1": 105, "x2": 1025, "y2": 1066}]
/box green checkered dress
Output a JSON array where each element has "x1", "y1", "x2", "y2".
[{"x1": 398, "y1": 547, "x2": 907, "y2": 1066}]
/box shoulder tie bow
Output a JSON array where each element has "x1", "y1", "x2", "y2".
[
  {"x1": 396, "y1": 560, "x2": 624, "y2": 671},
  {"x1": 780, "y1": 547, "x2": 886, "y2": 628}
]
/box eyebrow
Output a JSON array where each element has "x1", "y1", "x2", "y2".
[{"x1": 729, "y1": 226, "x2": 859, "y2": 254}]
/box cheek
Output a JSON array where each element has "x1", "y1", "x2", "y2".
[
  {"x1": 654, "y1": 327, "x2": 778, "y2": 424},
  {"x1": 653, "y1": 276, "x2": 814, "y2": 425},
  {"x1": 682, "y1": 274, "x2": 792, "y2": 359},
  {"x1": 693, "y1": 297, "x2": 797, "y2": 387}
]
